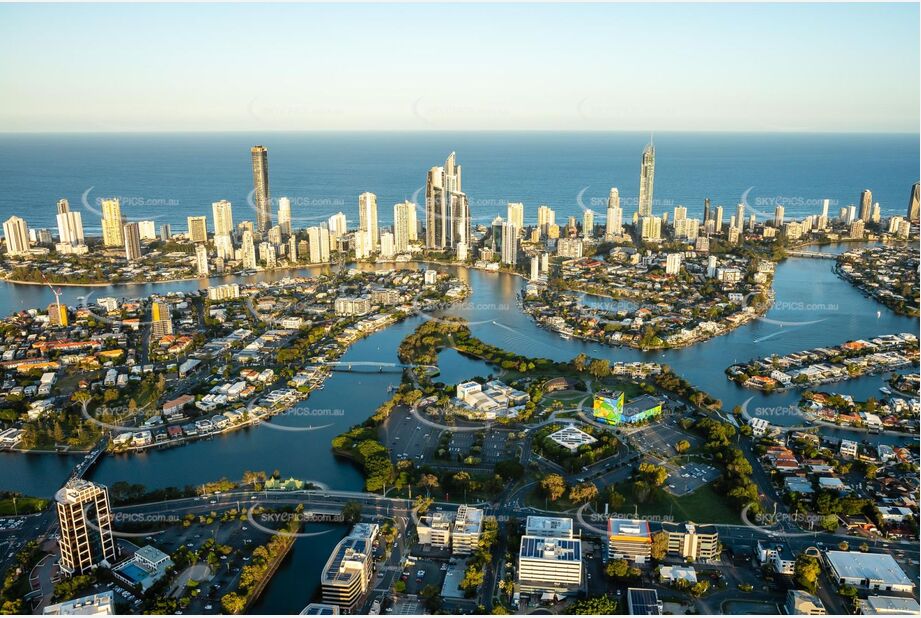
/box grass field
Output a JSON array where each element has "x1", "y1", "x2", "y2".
[
  {"x1": 628, "y1": 483, "x2": 740, "y2": 525},
  {"x1": 0, "y1": 496, "x2": 48, "y2": 516}
]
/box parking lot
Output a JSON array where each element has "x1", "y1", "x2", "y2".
[
  {"x1": 401, "y1": 557, "x2": 446, "y2": 596},
  {"x1": 623, "y1": 418, "x2": 701, "y2": 459},
  {"x1": 383, "y1": 411, "x2": 438, "y2": 463},
  {"x1": 664, "y1": 461, "x2": 721, "y2": 495}
]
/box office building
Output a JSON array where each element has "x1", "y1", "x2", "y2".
[
  {"x1": 638, "y1": 142, "x2": 655, "y2": 217},
  {"x1": 517, "y1": 535, "x2": 582, "y2": 595},
  {"x1": 425, "y1": 151, "x2": 469, "y2": 252},
  {"x1": 525, "y1": 516, "x2": 575, "y2": 539},
  {"x1": 416, "y1": 511, "x2": 453, "y2": 549},
  {"x1": 452, "y1": 505, "x2": 484, "y2": 555},
  {"x1": 100, "y1": 198, "x2": 123, "y2": 247},
  {"x1": 187, "y1": 216, "x2": 208, "y2": 243},
  {"x1": 320, "y1": 531, "x2": 374, "y2": 612},
  {"x1": 251, "y1": 145, "x2": 271, "y2": 232},
  {"x1": 307, "y1": 226, "x2": 331, "y2": 263},
  {"x1": 607, "y1": 518, "x2": 652, "y2": 563},
  {"x1": 507, "y1": 202, "x2": 524, "y2": 231},
  {"x1": 660, "y1": 522, "x2": 719, "y2": 561},
  {"x1": 3, "y1": 216, "x2": 30, "y2": 255},
  {"x1": 56, "y1": 480, "x2": 117, "y2": 575},
  {"x1": 123, "y1": 222, "x2": 142, "y2": 261},
  {"x1": 393, "y1": 201, "x2": 416, "y2": 253}
]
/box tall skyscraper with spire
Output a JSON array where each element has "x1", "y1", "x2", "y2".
[
  {"x1": 638, "y1": 140, "x2": 655, "y2": 217},
  {"x1": 251, "y1": 145, "x2": 271, "y2": 232},
  {"x1": 425, "y1": 152, "x2": 469, "y2": 252}
]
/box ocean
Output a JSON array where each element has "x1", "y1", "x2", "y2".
[{"x1": 0, "y1": 131, "x2": 917, "y2": 235}]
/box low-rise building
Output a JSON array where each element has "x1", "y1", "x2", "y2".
[
  {"x1": 608, "y1": 519, "x2": 652, "y2": 563},
  {"x1": 786, "y1": 589, "x2": 826, "y2": 615},
  {"x1": 627, "y1": 588, "x2": 662, "y2": 615},
  {"x1": 824, "y1": 551, "x2": 914, "y2": 593},
  {"x1": 660, "y1": 521, "x2": 719, "y2": 561},
  {"x1": 859, "y1": 595, "x2": 921, "y2": 615},
  {"x1": 43, "y1": 591, "x2": 115, "y2": 615},
  {"x1": 517, "y1": 535, "x2": 582, "y2": 595},
  {"x1": 452, "y1": 505, "x2": 484, "y2": 555}
]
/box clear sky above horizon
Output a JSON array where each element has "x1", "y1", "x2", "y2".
[{"x1": 1, "y1": 3, "x2": 918, "y2": 133}]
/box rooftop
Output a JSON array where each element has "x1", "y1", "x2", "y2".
[{"x1": 825, "y1": 551, "x2": 913, "y2": 587}]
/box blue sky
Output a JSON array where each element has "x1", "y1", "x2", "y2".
[{"x1": 1, "y1": 3, "x2": 918, "y2": 132}]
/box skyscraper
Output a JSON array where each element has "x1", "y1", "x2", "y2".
[
  {"x1": 101, "y1": 198, "x2": 124, "y2": 247},
  {"x1": 703, "y1": 197, "x2": 711, "y2": 224},
  {"x1": 393, "y1": 201, "x2": 417, "y2": 253},
  {"x1": 507, "y1": 202, "x2": 524, "y2": 231},
  {"x1": 3, "y1": 216, "x2": 29, "y2": 255},
  {"x1": 501, "y1": 222, "x2": 519, "y2": 265},
  {"x1": 123, "y1": 222, "x2": 142, "y2": 261},
  {"x1": 638, "y1": 141, "x2": 655, "y2": 217},
  {"x1": 606, "y1": 188, "x2": 622, "y2": 237},
  {"x1": 328, "y1": 212, "x2": 348, "y2": 242},
  {"x1": 241, "y1": 230, "x2": 257, "y2": 269},
  {"x1": 277, "y1": 197, "x2": 292, "y2": 237},
  {"x1": 859, "y1": 189, "x2": 873, "y2": 222},
  {"x1": 187, "y1": 216, "x2": 208, "y2": 243},
  {"x1": 358, "y1": 192, "x2": 379, "y2": 251},
  {"x1": 425, "y1": 152, "x2": 469, "y2": 252},
  {"x1": 774, "y1": 205, "x2": 784, "y2": 228},
  {"x1": 735, "y1": 203, "x2": 745, "y2": 230},
  {"x1": 212, "y1": 200, "x2": 234, "y2": 236},
  {"x1": 57, "y1": 198, "x2": 70, "y2": 215},
  {"x1": 56, "y1": 480, "x2": 117, "y2": 576},
  {"x1": 195, "y1": 244, "x2": 209, "y2": 277},
  {"x1": 583, "y1": 209, "x2": 594, "y2": 239},
  {"x1": 537, "y1": 205, "x2": 555, "y2": 235},
  {"x1": 908, "y1": 182, "x2": 920, "y2": 222},
  {"x1": 307, "y1": 226, "x2": 331, "y2": 263},
  {"x1": 251, "y1": 145, "x2": 271, "y2": 232},
  {"x1": 714, "y1": 205, "x2": 724, "y2": 233}
]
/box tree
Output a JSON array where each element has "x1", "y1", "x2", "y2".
[
  {"x1": 570, "y1": 596, "x2": 618, "y2": 614},
  {"x1": 690, "y1": 581, "x2": 710, "y2": 597},
  {"x1": 605, "y1": 559, "x2": 629, "y2": 579},
  {"x1": 794, "y1": 555, "x2": 821, "y2": 593},
  {"x1": 650, "y1": 531, "x2": 668, "y2": 561},
  {"x1": 341, "y1": 501, "x2": 363, "y2": 525},
  {"x1": 393, "y1": 580, "x2": 406, "y2": 594},
  {"x1": 675, "y1": 439, "x2": 691, "y2": 454},
  {"x1": 540, "y1": 474, "x2": 566, "y2": 502},
  {"x1": 568, "y1": 482, "x2": 598, "y2": 504},
  {"x1": 606, "y1": 488, "x2": 626, "y2": 510},
  {"x1": 220, "y1": 592, "x2": 246, "y2": 614}
]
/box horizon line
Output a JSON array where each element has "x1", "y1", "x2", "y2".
[{"x1": 0, "y1": 129, "x2": 919, "y2": 137}]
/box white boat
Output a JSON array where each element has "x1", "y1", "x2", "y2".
[{"x1": 880, "y1": 387, "x2": 892, "y2": 395}]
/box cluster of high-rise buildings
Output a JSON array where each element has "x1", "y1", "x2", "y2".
[{"x1": 3, "y1": 142, "x2": 919, "y2": 270}]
